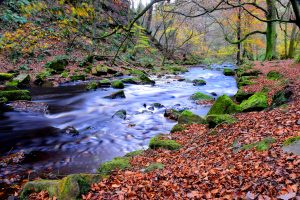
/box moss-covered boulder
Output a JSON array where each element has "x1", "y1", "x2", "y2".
[
  {"x1": 171, "y1": 124, "x2": 186, "y2": 133},
  {"x1": 267, "y1": 71, "x2": 283, "y2": 80},
  {"x1": 11, "y1": 74, "x2": 31, "y2": 87},
  {"x1": 129, "y1": 69, "x2": 146, "y2": 76},
  {"x1": 237, "y1": 76, "x2": 255, "y2": 88},
  {"x1": 91, "y1": 65, "x2": 117, "y2": 76},
  {"x1": 86, "y1": 81, "x2": 98, "y2": 90},
  {"x1": 139, "y1": 74, "x2": 155, "y2": 85},
  {"x1": 149, "y1": 135, "x2": 181, "y2": 150},
  {"x1": 113, "y1": 109, "x2": 126, "y2": 119},
  {"x1": 234, "y1": 90, "x2": 255, "y2": 102},
  {"x1": 271, "y1": 87, "x2": 293, "y2": 108},
  {"x1": 0, "y1": 90, "x2": 31, "y2": 101},
  {"x1": 239, "y1": 92, "x2": 268, "y2": 112},
  {"x1": 121, "y1": 77, "x2": 140, "y2": 84},
  {"x1": 164, "y1": 109, "x2": 182, "y2": 121},
  {"x1": 192, "y1": 79, "x2": 206, "y2": 86},
  {"x1": 98, "y1": 157, "x2": 130, "y2": 175},
  {"x1": 208, "y1": 95, "x2": 240, "y2": 115},
  {"x1": 206, "y1": 114, "x2": 237, "y2": 128},
  {"x1": 104, "y1": 90, "x2": 126, "y2": 99},
  {"x1": 178, "y1": 110, "x2": 206, "y2": 125},
  {"x1": 111, "y1": 80, "x2": 124, "y2": 89},
  {"x1": 144, "y1": 163, "x2": 164, "y2": 172},
  {"x1": 70, "y1": 74, "x2": 86, "y2": 81},
  {"x1": 20, "y1": 174, "x2": 102, "y2": 200},
  {"x1": 242, "y1": 137, "x2": 276, "y2": 151},
  {"x1": 0, "y1": 73, "x2": 14, "y2": 82},
  {"x1": 223, "y1": 68, "x2": 235, "y2": 76},
  {"x1": 190, "y1": 92, "x2": 213, "y2": 101},
  {"x1": 98, "y1": 79, "x2": 111, "y2": 87},
  {"x1": 45, "y1": 55, "x2": 68, "y2": 73}
]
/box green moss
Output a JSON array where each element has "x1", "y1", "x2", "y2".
[
  {"x1": 190, "y1": 92, "x2": 213, "y2": 101},
  {"x1": 239, "y1": 92, "x2": 268, "y2": 112},
  {"x1": 129, "y1": 69, "x2": 145, "y2": 76},
  {"x1": 242, "y1": 137, "x2": 276, "y2": 151},
  {"x1": 60, "y1": 71, "x2": 69, "y2": 78},
  {"x1": 267, "y1": 71, "x2": 283, "y2": 80},
  {"x1": 237, "y1": 76, "x2": 255, "y2": 88},
  {"x1": 283, "y1": 136, "x2": 300, "y2": 146},
  {"x1": 166, "y1": 65, "x2": 188, "y2": 74},
  {"x1": 20, "y1": 174, "x2": 102, "y2": 200},
  {"x1": 178, "y1": 110, "x2": 206, "y2": 125},
  {"x1": 121, "y1": 77, "x2": 140, "y2": 84},
  {"x1": 234, "y1": 90, "x2": 254, "y2": 102},
  {"x1": 125, "y1": 150, "x2": 144, "y2": 157},
  {"x1": 98, "y1": 79, "x2": 111, "y2": 87},
  {"x1": 98, "y1": 157, "x2": 131, "y2": 175},
  {"x1": 192, "y1": 79, "x2": 206, "y2": 86},
  {"x1": 5, "y1": 80, "x2": 19, "y2": 88},
  {"x1": 0, "y1": 90, "x2": 31, "y2": 101},
  {"x1": 0, "y1": 73, "x2": 14, "y2": 81},
  {"x1": 294, "y1": 54, "x2": 300, "y2": 63},
  {"x1": 111, "y1": 80, "x2": 124, "y2": 89},
  {"x1": 223, "y1": 68, "x2": 235, "y2": 76},
  {"x1": 206, "y1": 114, "x2": 237, "y2": 128},
  {"x1": 144, "y1": 163, "x2": 164, "y2": 172},
  {"x1": 208, "y1": 95, "x2": 240, "y2": 115},
  {"x1": 45, "y1": 55, "x2": 69, "y2": 73},
  {"x1": 91, "y1": 65, "x2": 110, "y2": 76},
  {"x1": 86, "y1": 81, "x2": 98, "y2": 90},
  {"x1": 171, "y1": 124, "x2": 186, "y2": 133},
  {"x1": 149, "y1": 135, "x2": 181, "y2": 150},
  {"x1": 70, "y1": 74, "x2": 86, "y2": 81}
]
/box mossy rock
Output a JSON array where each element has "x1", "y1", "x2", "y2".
[
  {"x1": 242, "y1": 137, "x2": 276, "y2": 151},
  {"x1": 5, "y1": 80, "x2": 19, "y2": 88},
  {"x1": 239, "y1": 92, "x2": 268, "y2": 112},
  {"x1": 164, "y1": 109, "x2": 182, "y2": 121},
  {"x1": 192, "y1": 79, "x2": 206, "y2": 86},
  {"x1": 171, "y1": 124, "x2": 186, "y2": 133},
  {"x1": 86, "y1": 81, "x2": 98, "y2": 90},
  {"x1": 111, "y1": 80, "x2": 124, "y2": 89},
  {"x1": 206, "y1": 114, "x2": 237, "y2": 128},
  {"x1": 121, "y1": 77, "x2": 140, "y2": 84},
  {"x1": 125, "y1": 150, "x2": 144, "y2": 157},
  {"x1": 234, "y1": 90, "x2": 255, "y2": 102},
  {"x1": 267, "y1": 71, "x2": 283, "y2": 80},
  {"x1": 166, "y1": 65, "x2": 188, "y2": 74},
  {"x1": 223, "y1": 68, "x2": 235, "y2": 76},
  {"x1": 178, "y1": 110, "x2": 206, "y2": 125},
  {"x1": 104, "y1": 90, "x2": 126, "y2": 99},
  {"x1": 149, "y1": 135, "x2": 181, "y2": 150},
  {"x1": 208, "y1": 95, "x2": 240, "y2": 115},
  {"x1": 237, "y1": 76, "x2": 255, "y2": 88},
  {"x1": 60, "y1": 71, "x2": 69, "y2": 78},
  {"x1": 113, "y1": 109, "x2": 126, "y2": 119},
  {"x1": 129, "y1": 69, "x2": 146, "y2": 76},
  {"x1": 144, "y1": 163, "x2": 164, "y2": 172},
  {"x1": 190, "y1": 92, "x2": 213, "y2": 101},
  {"x1": 45, "y1": 55, "x2": 68, "y2": 73},
  {"x1": 139, "y1": 74, "x2": 155, "y2": 85},
  {"x1": 20, "y1": 174, "x2": 102, "y2": 200},
  {"x1": 283, "y1": 136, "x2": 300, "y2": 146},
  {"x1": 98, "y1": 79, "x2": 111, "y2": 87},
  {"x1": 237, "y1": 69, "x2": 261, "y2": 77},
  {"x1": 0, "y1": 90, "x2": 31, "y2": 101},
  {"x1": 271, "y1": 87, "x2": 293, "y2": 108},
  {"x1": 0, "y1": 73, "x2": 14, "y2": 81},
  {"x1": 98, "y1": 157, "x2": 131, "y2": 175},
  {"x1": 91, "y1": 65, "x2": 117, "y2": 76},
  {"x1": 70, "y1": 74, "x2": 86, "y2": 81},
  {"x1": 34, "y1": 70, "x2": 53, "y2": 85},
  {"x1": 11, "y1": 74, "x2": 30, "y2": 87}
]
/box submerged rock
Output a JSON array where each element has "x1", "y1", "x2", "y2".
[
  {"x1": 104, "y1": 90, "x2": 126, "y2": 99},
  {"x1": 192, "y1": 79, "x2": 206, "y2": 86},
  {"x1": 9, "y1": 101, "x2": 48, "y2": 113},
  {"x1": 61, "y1": 126, "x2": 79, "y2": 136},
  {"x1": 223, "y1": 68, "x2": 235, "y2": 76},
  {"x1": 151, "y1": 103, "x2": 164, "y2": 108},
  {"x1": 113, "y1": 109, "x2": 126, "y2": 120}
]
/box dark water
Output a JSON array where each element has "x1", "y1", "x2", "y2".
[{"x1": 0, "y1": 66, "x2": 237, "y2": 185}]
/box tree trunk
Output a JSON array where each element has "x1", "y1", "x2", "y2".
[
  {"x1": 236, "y1": 0, "x2": 242, "y2": 65},
  {"x1": 146, "y1": 4, "x2": 153, "y2": 32},
  {"x1": 288, "y1": 24, "x2": 298, "y2": 58},
  {"x1": 291, "y1": 0, "x2": 300, "y2": 29},
  {"x1": 265, "y1": 0, "x2": 277, "y2": 60}
]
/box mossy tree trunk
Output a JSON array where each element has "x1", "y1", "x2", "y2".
[
  {"x1": 288, "y1": 24, "x2": 298, "y2": 58},
  {"x1": 265, "y1": 0, "x2": 277, "y2": 60}
]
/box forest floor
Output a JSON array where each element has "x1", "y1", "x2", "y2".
[{"x1": 72, "y1": 60, "x2": 300, "y2": 199}]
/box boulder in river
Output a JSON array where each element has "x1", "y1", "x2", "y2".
[
  {"x1": 164, "y1": 109, "x2": 182, "y2": 121},
  {"x1": 113, "y1": 109, "x2": 127, "y2": 120},
  {"x1": 178, "y1": 110, "x2": 206, "y2": 125},
  {"x1": 98, "y1": 79, "x2": 111, "y2": 87},
  {"x1": 223, "y1": 68, "x2": 235, "y2": 76},
  {"x1": 208, "y1": 95, "x2": 240, "y2": 115},
  {"x1": 192, "y1": 79, "x2": 206, "y2": 86},
  {"x1": 151, "y1": 103, "x2": 164, "y2": 108},
  {"x1": 61, "y1": 126, "x2": 79, "y2": 136},
  {"x1": 111, "y1": 80, "x2": 124, "y2": 89},
  {"x1": 104, "y1": 90, "x2": 126, "y2": 99},
  {"x1": 190, "y1": 92, "x2": 213, "y2": 101}
]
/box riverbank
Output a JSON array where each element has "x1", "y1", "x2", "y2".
[{"x1": 20, "y1": 60, "x2": 300, "y2": 199}]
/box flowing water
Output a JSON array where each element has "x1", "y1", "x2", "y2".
[{"x1": 0, "y1": 65, "x2": 237, "y2": 192}]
